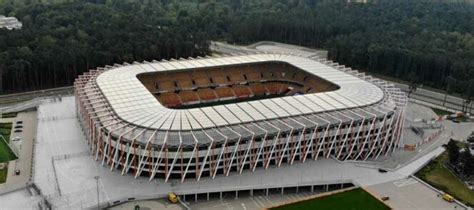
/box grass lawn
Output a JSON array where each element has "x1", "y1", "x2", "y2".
[
  {"x1": 271, "y1": 188, "x2": 390, "y2": 210},
  {"x1": 0, "y1": 122, "x2": 12, "y2": 140},
  {"x1": 0, "y1": 122, "x2": 16, "y2": 163},
  {"x1": 0, "y1": 167, "x2": 7, "y2": 183},
  {"x1": 431, "y1": 108, "x2": 471, "y2": 122},
  {"x1": 416, "y1": 151, "x2": 474, "y2": 206},
  {"x1": 431, "y1": 108, "x2": 453, "y2": 116}
]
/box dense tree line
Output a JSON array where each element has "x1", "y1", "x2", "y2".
[
  {"x1": 0, "y1": 0, "x2": 473, "y2": 99},
  {"x1": 0, "y1": 1, "x2": 210, "y2": 92},
  {"x1": 224, "y1": 0, "x2": 474, "y2": 101}
]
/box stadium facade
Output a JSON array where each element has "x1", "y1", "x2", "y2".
[{"x1": 74, "y1": 54, "x2": 407, "y2": 182}]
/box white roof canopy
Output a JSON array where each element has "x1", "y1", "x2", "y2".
[{"x1": 95, "y1": 54, "x2": 384, "y2": 131}]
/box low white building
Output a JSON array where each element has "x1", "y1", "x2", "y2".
[{"x1": 0, "y1": 15, "x2": 22, "y2": 30}]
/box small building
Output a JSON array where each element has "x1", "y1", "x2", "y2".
[{"x1": 0, "y1": 15, "x2": 22, "y2": 30}]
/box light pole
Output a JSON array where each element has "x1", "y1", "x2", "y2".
[{"x1": 94, "y1": 176, "x2": 100, "y2": 210}]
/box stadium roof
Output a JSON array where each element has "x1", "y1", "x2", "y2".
[{"x1": 95, "y1": 54, "x2": 384, "y2": 131}]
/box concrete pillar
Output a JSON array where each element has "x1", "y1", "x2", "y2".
[
  {"x1": 341, "y1": 183, "x2": 344, "y2": 189},
  {"x1": 220, "y1": 192, "x2": 222, "y2": 200},
  {"x1": 183, "y1": 195, "x2": 186, "y2": 202},
  {"x1": 325, "y1": 184, "x2": 329, "y2": 192},
  {"x1": 265, "y1": 188, "x2": 269, "y2": 196},
  {"x1": 281, "y1": 187, "x2": 284, "y2": 195},
  {"x1": 235, "y1": 191, "x2": 238, "y2": 199},
  {"x1": 195, "y1": 194, "x2": 197, "y2": 202},
  {"x1": 311, "y1": 185, "x2": 314, "y2": 193},
  {"x1": 250, "y1": 189, "x2": 253, "y2": 196},
  {"x1": 207, "y1": 192, "x2": 209, "y2": 201},
  {"x1": 296, "y1": 186, "x2": 299, "y2": 193}
]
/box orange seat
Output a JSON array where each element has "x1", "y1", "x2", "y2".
[
  {"x1": 174, "y1": 72, "x2": 193, "y2": 89},
  {"x1": 197, "y1": 88, "x2": 217, "y2": 101},
  {"x1": 194, "y1": 77, "x2": 210, "y2": 87},
  {"x1": 228, "y1": 72, "x2": 245, "y2": 83},
  {"x1": 266, "y1": 82, "x2": 286, "y2": 94},
  {"x1": 248, "y1": 83, "x2": 267, "y2": 95},
  {"x1": 177, "y1": 80, "x2": 193, "y2": 89},
  {"x1": 245, "y1": 72, "x2": 261, "y2": 81},
  {"x1": 192, "y1": 71, "x2": 211, "y2": 87},
  {"x1": 178, "y1": 91, "x2": 199, "y2": 104},
  {"x1": 265, "y1": 83, "x2": 278, "y2": 93},
  {"x1": 212, "y1": 75, "x2": 228, "y2": 85},
  {"x1": 158, "y1": 93, "x2": 181, "y2": 107},
  {"x1": 208, "y1": 70, "x2": 230, "y2": 86},
  {"x1": 157, "y1": 80, "x2": 175, "y2": 92},
  {"x1": 215, "y1": 87, "x2": 235, "y2": 98},
  {"x1": 233, "y1": 85, "x2": 251, "y2": 98}
]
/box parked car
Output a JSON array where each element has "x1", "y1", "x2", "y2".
[
  {"x1": 168, "y1": 193, "x2": 178, "y2": 203},
  {"x1": 442, "y1": 193, "x2": 454, "y2": 202}
]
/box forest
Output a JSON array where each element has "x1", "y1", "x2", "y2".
[{"x1": 0, "y1": 0, "x2": 473, "y2": 101}]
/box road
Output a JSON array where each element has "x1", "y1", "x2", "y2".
[{"x1": 0, "y1": 86, "x2": 73, "y2": 107}]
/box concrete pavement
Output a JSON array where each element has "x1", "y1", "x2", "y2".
[{"x1": 368, "y1": 177, "x2": 464, "y2": 210}]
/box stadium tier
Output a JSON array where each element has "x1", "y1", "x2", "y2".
[{"x1": 74, "y1": 54, "x2": 407, "y2": 182}]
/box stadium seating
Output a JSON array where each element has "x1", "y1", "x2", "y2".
[
  {"x1": 158, "y1": 93, "x2": 181, "y2": 107},
  {"x1": 208, "y1": 69, "x2": 230, "y2": 86},
  {"x1": 174, "y1": 72, "x2": 193, "y2": 89},
  {"x1": 215, "y1": 87, "x2": 235, "y2": 98},
  {"x1": 178, "y1": 91, "x2": 200, "y2": 104},
  {"x1": 295, "y1": 72, "x2": 308, "y2": 82},
  {"x1": 248, "y1": 83, "x2": 268, "y2": 95},
  {"x1": 197, "y1": 88, "x2": 217, "y2": 101},
  {"x1": 265, "y1": 82, "x2": 283, "y2": 94},
  {"x1": 233, "y1": 85, "x2": 251, "y2": 98},
  {"x1": 228, "y1": 72, "x2": 245, "y2": 83},
  {"x1": 193, "y1": 71, "x2": 211, "y2": 87},
  {"x1": 241, "y1": 67, "x2": 261, "y2": 81},
  {"x1": 138, "y1": 62, "x2": 340, "y2": 108},
  {"x1": 156, "y1": 80, "x2": 175, "y2": 92}
]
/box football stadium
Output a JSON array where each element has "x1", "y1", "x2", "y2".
[{"x1": 74, "y1": 53, "x2": 407, "y2": 183}]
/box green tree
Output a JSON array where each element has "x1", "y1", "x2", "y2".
[
  {"x1": 447, "y1": 140, "x2": 460, "y2": 164},
  {"x1": 459, "y1": 149, "x2": 474, "y2": 176}
]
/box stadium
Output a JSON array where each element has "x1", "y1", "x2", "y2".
[{"x1": 74, "y1": 53, "x2": 407, "y2": 183}]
